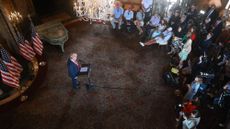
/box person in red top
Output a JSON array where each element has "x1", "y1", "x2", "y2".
[
  {"x1": 176, "y1": 99, "x2": 199, "y2": 122},
  {"x1": 191, "y1": 33, "x2": 196, "y2": 42},
  {"x1": 182, "y1": 100, "x2": 198, "y2": 115},
  {"x1": 188, "y1": 26, "x2": 196, "y2": 42}
]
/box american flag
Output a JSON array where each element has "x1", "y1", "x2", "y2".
[
  {"x1": 31, "y1": 22, "x2": 43, "y2": 56},
  {"x1": 17, "y1": 32, "x2": 36, "y2": 61},
  {"x1": 0, "y1": 48, "x2": 23, "y2": 79},
  {"x1": 0, "y1": 59, "x2": 20, "y2": 88}
]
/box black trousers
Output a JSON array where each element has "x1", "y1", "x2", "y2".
[{"x1": 124, "y1": 20, "x2": 134, "y2": 32}]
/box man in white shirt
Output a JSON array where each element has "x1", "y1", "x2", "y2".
[
  {"x1": 141, "y1": 0, "x2": 153, "y2": 24},
  {"x1": 123, "y1": 7, "x2": 134, "y2": 32},
  {"x1": 110, "y1": 1, "x2": 124, "y2": 30}
]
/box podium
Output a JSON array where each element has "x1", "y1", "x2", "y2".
[{"x1": 79, "y1": 64, "x2": 95, "y2": 91}]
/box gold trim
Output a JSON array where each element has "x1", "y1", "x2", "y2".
[{"x1": 0, "y1": 57, "x2": 39, "y2": 106}]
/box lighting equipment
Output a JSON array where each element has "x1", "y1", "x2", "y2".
[{"x1": 199, "y1": 10, "x2": 205, "y2": 15}]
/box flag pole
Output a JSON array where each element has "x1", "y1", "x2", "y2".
[{"x1": 13, "y1": 24, "x2": 20, "y2": 37}]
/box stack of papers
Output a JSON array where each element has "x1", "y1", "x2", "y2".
[{"x1": 80, "y1": 67, "x2": 88, "y2": 72}]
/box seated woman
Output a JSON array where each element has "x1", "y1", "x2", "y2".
[
  {"x1": 139, "y1": 27, "x2": 173, "y2": 47},
  {"x1": 157, "y1": 19, "x2": 167, "y2": 32},
  {"x1": 148, "y1": 19, "x2": 167, "y2": 38},
  {"x1": 134, "y1": 8, "x2": 145, "y2": 35}
]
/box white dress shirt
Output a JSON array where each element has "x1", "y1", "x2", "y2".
[
  {"x1": 113, "y1": 7, "x2": 124, "y2": 19},
  {"x1": 124, "y1": 10, "x2": 134, "y2": 20}
]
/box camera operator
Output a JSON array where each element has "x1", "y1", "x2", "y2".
[{"x1": 217, "y1": 82, "x2": 230, "y2": 127}]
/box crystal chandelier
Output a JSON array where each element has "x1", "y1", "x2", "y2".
[{"x1": 73, "y1": 0, "x2": 115, "y2": 24}]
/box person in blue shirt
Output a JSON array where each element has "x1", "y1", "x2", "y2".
[
  {"x1": 67, "y1": 53, "x2": 81, "y2": 89},
  {"x1": 123, "y1": 7, "x2": 134, "y2": 32},
  {"x1": 110, "y1": 1, "x2": 124, "y2": 30},
  {"x1": 184, "y1": 77, "x2": 203, "y2": 101}
]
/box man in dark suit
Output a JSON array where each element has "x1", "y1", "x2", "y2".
[
  {"x1": 67, "y1": 53, "x2": 81, "y2": 89},
  {"x1": 212, "y1": 17, "x2": 223, "y2": 42},
  {"x1": 205, "y1": 5, "x2": 219, "y2": 25}
]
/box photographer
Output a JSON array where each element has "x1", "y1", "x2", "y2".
[{"x1": 217, "y1": 82, "x2": 230, "y2": 127}]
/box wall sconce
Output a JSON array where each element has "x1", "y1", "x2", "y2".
[{"x1": 8, "y1": 11, "x2": 22, "y2": 25}]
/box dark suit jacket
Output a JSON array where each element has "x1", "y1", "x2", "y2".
[
  {"x1": 212, "y1": 21, "x2": 223, "y2": 41},
  {"x1": 205, "y1": 8, "x2": 218, "y2": 24},
  {"x1": 67, "y1": 59, "x2": 80, "y2": 79}
]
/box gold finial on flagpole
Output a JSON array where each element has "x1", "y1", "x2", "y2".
[{"x1": 27, "y1": 14, "x2": 32, "y2": 21}]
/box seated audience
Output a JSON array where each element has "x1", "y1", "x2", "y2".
[{"x1": 107, "y1": 2, "x2": 230, "y2": 127}]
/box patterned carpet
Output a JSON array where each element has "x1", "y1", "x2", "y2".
[{"x1": 0, "y1": 22, "x2": 177, "y2": 129}]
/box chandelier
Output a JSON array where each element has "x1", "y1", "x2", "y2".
[{"x1": 73, "y1": 0, "x2": 115, "y2": 24}]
